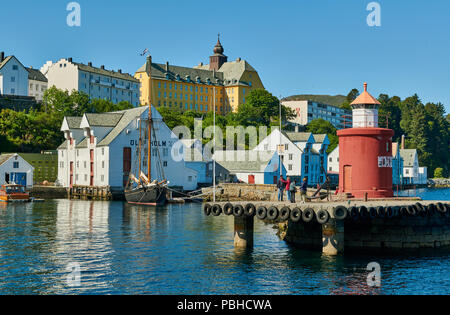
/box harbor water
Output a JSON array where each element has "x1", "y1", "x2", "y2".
[{"x1": 0, "y1": 188, "x2": 449, "y2": 295}]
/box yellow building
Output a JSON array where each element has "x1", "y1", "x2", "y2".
[{"x1": 134, "y1": 37, "x2": 264, "y2": 114}]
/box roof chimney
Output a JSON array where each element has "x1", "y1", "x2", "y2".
[
  {"x1": 165, "y1": 61, "x2": 169, "y2": 72},
  {"x1": 0, "y1": 51, "x2": 4, "y2": 62},
  {"x1": 88, "y1": 62, "x2": 92, "y2": 67},
  {"x1": 401, "y1": 134, "x2": 405, "y2": 150},
  {"x1": 118, "y1": 69, "x2": 122, "y2": 73},
  {"x1": 101, "y1": 65, "x2": 105, "y2": 70},
  {"x1": 68, "y1": 57, "x2": 73, "y2": 63}
]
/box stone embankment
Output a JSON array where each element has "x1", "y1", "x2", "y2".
[
  {"x1": 429, "y1": 178, "x2": 450, "y2": 188},
  {"x1": 30, "y1": 185, "x2": 67, "y2": 199},
  {"x1": 202, "y1": 183, "x2": 330, "y2": 202}
]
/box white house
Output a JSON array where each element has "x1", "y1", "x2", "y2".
[
  {"x1": 400, "y1": 149, "x2": 419, "y2": 185},
  {"x1": 57, "y1": 106, "x2": 198, "y2": 191},
  {"x1": 0, "y1": 154, "x2": 34, "y2": 188},
  {"x1": 253, "y1": 129, "x2": 329, "y2": 186},
  {"x1": 27, "y1": 67, "x2": 48, "y2": 101},
  {"x1": 214, "y1": 150, "x2": 287, "y2": 185},
  {"x1": 0, "y1": 52, "x2": 29, "y2": 97},
  {"x1": 417, "y1": 167, "x2": 428, "y2": 185},
  {"x1": 45, "y1": 58, "x2": 140, "y2": 106},
  {"x1": 327, "y1": 145, "x2": 339, "y2": 173}
]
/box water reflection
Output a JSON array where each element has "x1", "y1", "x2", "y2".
[{"x1": 0, "y1": 200, "x2": 448, "y2": 294}]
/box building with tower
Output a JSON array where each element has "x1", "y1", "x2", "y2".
[
  {"x1": 337, "y1": 83, "x2": 394, "y2": 198},
  {"x1": 134, "y1": 36, "x2": 265, "y2": 114}
]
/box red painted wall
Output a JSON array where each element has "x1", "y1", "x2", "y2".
[{"x1": 337, "y1": 128, "x2": 394, "y2": 198}]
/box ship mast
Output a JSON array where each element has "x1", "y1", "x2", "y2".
[{"x1": 147, "y1": 55, "x2": 152, "y2": 180}]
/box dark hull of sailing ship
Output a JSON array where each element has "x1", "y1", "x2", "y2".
[{"x1": 125, "y1": 185, "x2": 167, "y2": 206}]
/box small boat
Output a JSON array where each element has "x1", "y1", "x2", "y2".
[{"x1": 0, "y1": 184, "x2": 30, "y2": 202}]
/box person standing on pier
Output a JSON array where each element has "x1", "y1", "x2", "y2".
[
  {"x1": 289, "y1": 180, "x2": 296, "y2": 203},
  {"x1": 277, "y1": 176, "x2": 287, "y2": 201},
  {"x1": 300, "y1": 177, "x2": 308, "y2": 203},
  {"x1": 284, "y1": 176, "x2": 292, "y2": 202}
]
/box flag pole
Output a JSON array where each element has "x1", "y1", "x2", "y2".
[
  {"x1": 213, "y1": 86, "x2": 216, "y2": 202},
  {"x1": 279, "y1": 95, "x2": 282, "y2": 176}
]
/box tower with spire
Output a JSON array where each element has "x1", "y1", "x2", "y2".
[
  {"x1": 350, "y1": 82, "x2": 381, "y2": 128},
  {"x1": 209, "y1": 34, "x2": 228, "y2": 71}
]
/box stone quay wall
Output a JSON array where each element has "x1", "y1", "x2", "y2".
[{"x1": 278, "y1": 204, "x2": 450, "y2": 251}]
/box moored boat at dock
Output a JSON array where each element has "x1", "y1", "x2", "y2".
[{"x1": 0, "y1": 184, "x2": 30, "y2": 202}]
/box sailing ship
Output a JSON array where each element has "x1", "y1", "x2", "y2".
[{"x1": 124, "y1": 103, "x2": 168, "y2": 206}]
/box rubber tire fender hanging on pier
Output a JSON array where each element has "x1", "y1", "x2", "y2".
[
  {"x1": 256, "y1": 206, "x2": 268, "y2": 220},
  {"x1": 385, "y1": 206, "x2": 395, "y2": 218},
  {"x1": 223, "y1": 203, "x2": 234, "y2": 216},
  {"x1": 359, "y1": 206, "x2": 369, "y2": 220},
  {"x1": 279, "y1": 207, "x2": 291, "y2": 221},
  {"x1": 244, "y1": 203, "x2": 256, "y2": 217},
  {"x1": 376, "y1": 206, "x2": 386, "y2": 218},
  {"x1": 316, "y1": 209, "x2": 330, "y2": 225},
  {"x1": 204, "y1": 203, "x2": 212, "y2": 216},
  {"x1": 212, "y1": 204, "x2": 222, "y2": 216},
  {"x1": 267, "y1": 206, "x2": 279, "y2": 221},
  {"x1": 333, "y1": 206, "x2": 348, "y2": 220},
  {"x1": 233, "y1": 205, "x2": 244, "y2": 217},
  {"x1": 290, "y1": 207, "x2": 302, "y2": 223},
  {"x1": 399, "y1": 206, "x2": 409, "y2": 217},
  {"x1": 349, "y1": 206, "x2": 359, "y2": 221},
  {"x1": 436, "y1": 203, "x2": 447, "y2": 215},
  {"x1": 302, "y1": 208, "x2": 315, "y2": 223},
  {"x1": 369, "y1": 207, "x2": 378, "y2": 219},
  {"x1": 407, "y1": 205, "x2": 417, "y2": 216},
  {"x1": 427, "y1": 204, "x2": 436, "y2": 216}
]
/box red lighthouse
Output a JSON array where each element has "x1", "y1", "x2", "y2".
[{"x1": 337, "y1": 83, "x2": 394, "y2": 198}]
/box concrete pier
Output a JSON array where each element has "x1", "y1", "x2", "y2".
[
  {"x1": 234, "y1": 216, "x2": 254, "y2": 248},
  {"x1": 203, "y1": 200, "x2": 450, "y2": 255}
]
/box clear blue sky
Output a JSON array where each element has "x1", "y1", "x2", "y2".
[{"x1": 1, "y1": 0, "x2": 449, "y2": 113}]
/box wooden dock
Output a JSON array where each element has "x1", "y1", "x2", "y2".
[{"x1": 68, "y1": 185, "x2": 113, "y2": 201}]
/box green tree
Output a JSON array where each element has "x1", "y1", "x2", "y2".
[
  {"x1": 434, "y1": 167, "x2": 444, "y2": 178},
  {"x1": 341, "y1": 88, "x2": 359, "y2": 110},
  {"x1": 377, "y1": 93, "x2": 402, "y2": 139},
  {"x1": 237, "y1": 89, "x2": 295, "y2": 126}
]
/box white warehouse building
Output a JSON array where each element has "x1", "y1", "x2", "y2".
[
  {"x1": 45, "y1": 58, "x2": 140, "y2": 106},
  {"x1": 57, "y1": 106, "x2": 198, "y2": 192}
]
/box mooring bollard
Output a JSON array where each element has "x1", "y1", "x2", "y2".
[
  {"x1": 234, "y1": 215, "x2": 254, "y2": 248},
  {"x1": 322, "y1": 218, "x2": 344, "y2": 255}
]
